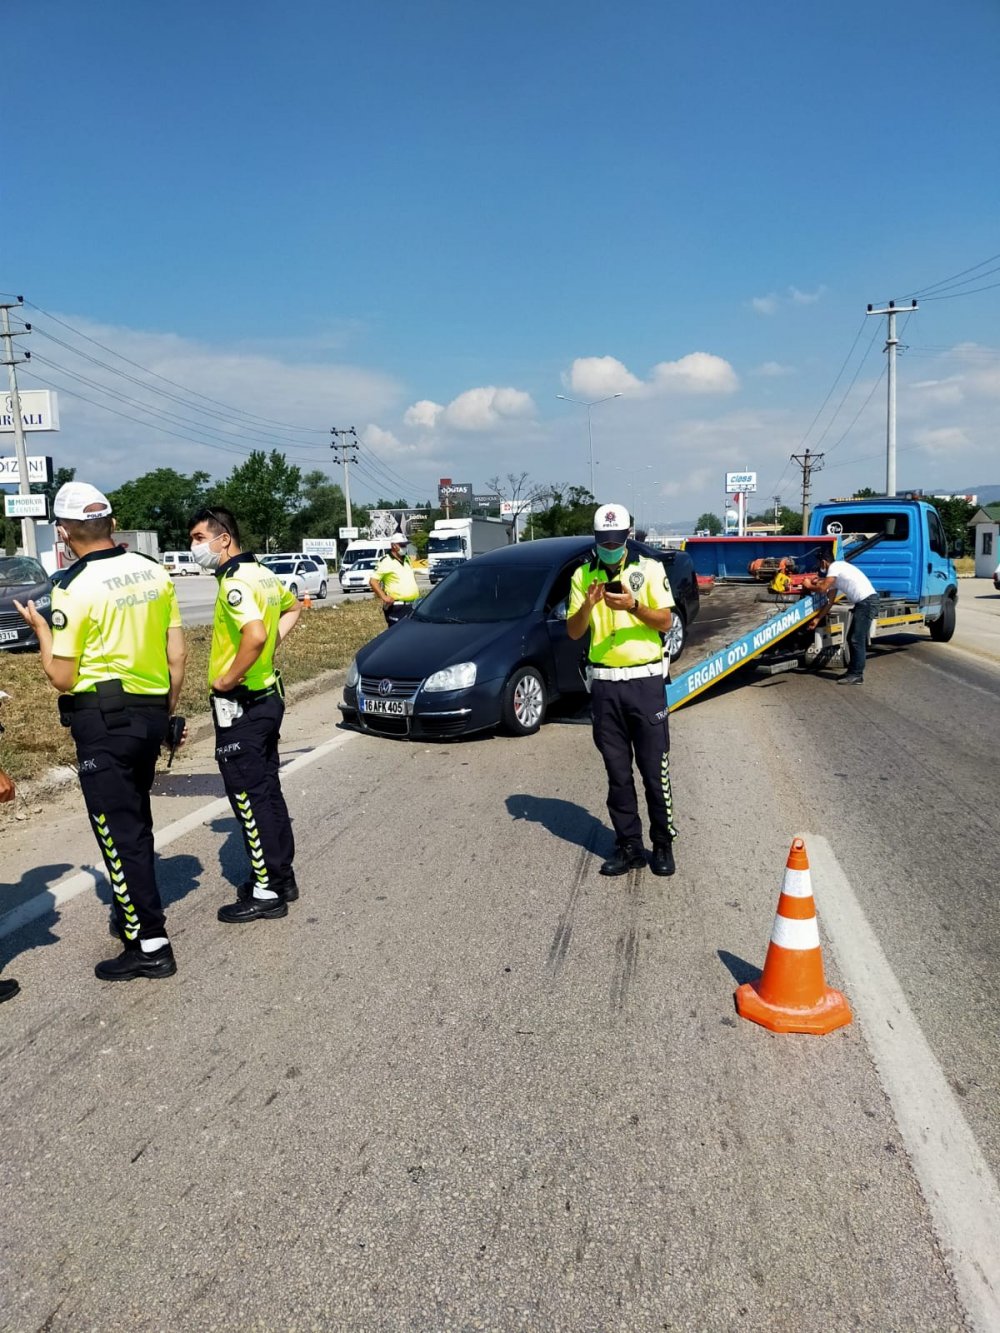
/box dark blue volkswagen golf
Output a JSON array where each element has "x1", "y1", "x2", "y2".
[{"x1": 339, "y1": 536, "x2": 699, "y2": 740}]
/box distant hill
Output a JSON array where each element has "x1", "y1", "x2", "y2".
[{"x1": 957, "y1": 485, "x2": 1000, "y2": 506}]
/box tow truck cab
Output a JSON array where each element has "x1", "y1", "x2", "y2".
[{"x1": 807, "y1": 498, "x2": 958, "y2": 635}]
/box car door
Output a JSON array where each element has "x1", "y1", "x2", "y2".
[{"x1": 544, "y1": 558, "x2": 588, "y2": 696}]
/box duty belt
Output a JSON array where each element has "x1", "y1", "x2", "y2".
[
  {"x1": 590, "y1": 660, "x2": 664, "y2": 682},
  {"x1": 59, "y1": 684, "x2": 168, "y2": 727}
]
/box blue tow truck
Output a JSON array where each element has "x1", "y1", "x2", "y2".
[{"x1": 666, "y1": 497, "x2": 959, "y2": 712}]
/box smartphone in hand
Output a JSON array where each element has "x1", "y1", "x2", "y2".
[{"x1": 604, "y1": 580, "x2": 623, "y2": 594}]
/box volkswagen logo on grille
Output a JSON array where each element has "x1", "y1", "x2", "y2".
[{"x1": 378, "y1": 678, "x2": 393, "y2": 696}]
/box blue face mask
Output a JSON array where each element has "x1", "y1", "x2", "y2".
[{"x1": 596, "y1": 542, "x2": 626, "y2": 565}]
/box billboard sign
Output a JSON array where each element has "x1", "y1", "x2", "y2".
[
  {"x1": 725, "y1": 471, "x2": 757, "y2": 493},
  {"x1": 473, "y1": 493, "x2": 501, "y2": 508},
  {"x1": 438, "y1": 481, "x2": 472, "y2": 506},
  {"x1": 4, "y1": 494, "x2": 48, "y2": 518},
  {"x1": 0, "y1": 455, "x2": 53, "y2": 485},
  {"x1": 339, "y1": 526, "x2": 359, "y2": 540},
  {"x1": 303, "y1": 538, "x2": 337, "y2": 559},
  {"x1": 0, "y1": 390, "x2": 60, "y2": 433}
]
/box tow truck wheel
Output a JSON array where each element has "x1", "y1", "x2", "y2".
[{"x1": 929, "y1": 594, "x2": 956, "y2": 642}]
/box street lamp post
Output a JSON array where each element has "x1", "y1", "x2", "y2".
[
  {"x1": 608, "y1": 463, "x2": 653, "y2": 534},
  {"x1": 555, "y1": 393, "x2": 622, "y2": 499}
]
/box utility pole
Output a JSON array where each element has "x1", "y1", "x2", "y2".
[
  {"x1": 330, "y1": 426, "x2": 359, "y2": 528},
  {"x1": 0, "y1": 298, "x2": 36, "y2": 558},
  {"x1": 791, "y1": 448, "x2": 824, "y2": 535},
  {"x1": 867, "y1": 298, "x2": 917, "y2": 498},
  {"x1": 773, "y1": 494, "x2": 782, "y2": 532}
]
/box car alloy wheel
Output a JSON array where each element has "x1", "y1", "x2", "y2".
[
  {"x1": 318, "y1": 581, "x2": 328, "y2": 599},
  {"x1": 502, "y1": 667, "x2": 546, "y2": 736},
  {"x1": 664, "y1": 609, "x2": 686, "y2": 661}
]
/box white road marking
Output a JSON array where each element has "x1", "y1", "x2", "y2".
[
  {"x1": 806, "y1": 833, "x2": 1000, "y2": 1333},
  {"x1": 0, "y1": 728, "x2": 359, "y2": 941}
]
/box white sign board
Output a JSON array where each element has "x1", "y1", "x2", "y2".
[
  {"x1": 4, "y1": 494, "x2": 47, "y2": 518},
  {"x1": 725, "y1": 471, "x2": 757, "y2": 493},
  {"x1": 0, "y1": 455, "x2": 52, "y2": 485},
  {"x1": 500, "y1": 500, "x2": 531, "y2": 517},
  {"x1": 0, "y1": 390, "x2": 60, "y2": 433},
  {"x1": 303, "y1": 537, "x2": 337, "y2": 559},
  {"x1": 339, "y1": 526, "x2": 359, "y2": 541}
]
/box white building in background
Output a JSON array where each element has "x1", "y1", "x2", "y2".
[{"x1": 970, "y1": 504, "x2": 1000, "y2": 577}]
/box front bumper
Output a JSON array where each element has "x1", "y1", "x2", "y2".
[{"x1": 340, "y1": 677, "x2": 504, "y2": 739}]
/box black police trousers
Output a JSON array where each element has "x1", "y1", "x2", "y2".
[
  {"x1": 383, "y1": 600, "x2": 416, "y2": 627},
  {"x1": 70, "y1": 706, "x2": 170, "y2": 942},
  {"x1": 214, "y1": 694, "x2": 295, "y2": 890},
  {"x1": 590, "y1": 673, "x2": 677, "y2": 847}
]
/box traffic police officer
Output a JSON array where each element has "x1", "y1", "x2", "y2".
[
  {"x1": 370, "y1": 532, "x2": 419, "y2": 625},
  {"x1": 188, "y1": 506, "x2": 301, "y2": 921},
  {"x1": 568, "y1": 503, "x2": 678, "y2": 877},
  {"x1": 0, "y1": 740, "x2": 18, "y2": 1002},
  {"x1": 15, "y1": 482, "x2": 187, "y2": 980}
]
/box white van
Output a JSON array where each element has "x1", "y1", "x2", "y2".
[
  {"x1": 341, "y1": 539, "x2": 397, "y2": 570},
  {"x1": 162, "y1": 551, "x2": 201, "y2": 577}
]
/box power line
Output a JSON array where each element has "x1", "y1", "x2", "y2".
[
  {"x1": 921, "y1": 279, "x2": 1000, "y2": 302},
  {"x1": 905, "y1": 252, "x2": 1000, "y2": 299}
]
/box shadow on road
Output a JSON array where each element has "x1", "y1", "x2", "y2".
[
  {"x1": 506, "y1": 793, "x2": 610, "y2": 855},
  {"x1": 717, "y1": 948, "x2": 761, "y2": 986},
  {"x1": 0, "y1": 862, "x2": 72, "y2": 969}
]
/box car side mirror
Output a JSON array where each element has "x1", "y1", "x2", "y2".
[{"x1": 549, "y1": 599, "x2": 568, "y2": 622}]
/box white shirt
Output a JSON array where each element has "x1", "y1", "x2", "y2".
[{"x1": 826, "y1": 560, "x2": 877, "y2": 604}]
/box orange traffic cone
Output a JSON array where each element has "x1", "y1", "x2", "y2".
[
  {"x1": 302, "y1": 593, "x2": 312, "y2": 609},
  {"x1": 735, "y1": 838, "x2": 851, "y2": 1035}
]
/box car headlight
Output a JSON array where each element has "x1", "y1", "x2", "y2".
[
  {"x1": 346, "y1": 658, "x2": 359, "y2": 688},
  {"x1": 423, "y1": 661, "x2": 477, "y2": 692},
  {"x1": 33, "y1": 594, "x2": 51, "y2": 610}
]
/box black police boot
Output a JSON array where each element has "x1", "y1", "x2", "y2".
[
  {"x1": 650, "y1": 841, "x2": 676, "y2": 877},
  {"x1": 0, "y1": 977, "x2": 20, "y2": 1003},
  {"x1": 600, "y1": 841, "x2": 646, "y2": 876},
  {"x1": 95, "y1": 943, "x2": 177, "y2": 982},
  {"x1": 218, "y1": 891, "x2": 288, "y2": 923},
  {"x1": 277, "y1": 873, "x2": 299, "y2": 903}
]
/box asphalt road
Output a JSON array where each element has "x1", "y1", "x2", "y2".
[
  {"x1": 172, "y1": 569, "x2": 429, "y2": 625},
  {"x1": 0, "y1": 592, "x2": 998, "y2": 1330}
]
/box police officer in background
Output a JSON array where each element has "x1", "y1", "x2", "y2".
[
  {"x1": 370, "y1": 532, "x2": 419, "y2": 625},
  {"x1": 568, "y1": 503, "x2": 679, "y2": 877},
  {"x1": 188, "y1": 506, "x2": 301, "y2": 921},
  {"x1": 15, "y1": 482, "x2": 187, "y2": 981}
]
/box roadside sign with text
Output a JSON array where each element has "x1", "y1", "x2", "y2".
[
  {"x1": 725, "y1": 471, "x2": 757, "y2": 493},
  {"x1": 4, "y1": 494, "x2": 48, "y2": 518},
  {"x1": 473, "y1": 493, "x2": 502, "y2": 508},
  {"x1": 0, "y1": 390, "x2": 60, "y2": 433},
  {"x1": 0, "y1": 455, "x2": 53, "y2": 485},
  {"x1": 339, "y1": 526, "x2": 359, "y2": 540},
  {"x1": 438, "y1": 481, "x2": 472, "y2": 505},
  {"x1": 303, "y1": 538, "x2": 338, "y2": 559}
]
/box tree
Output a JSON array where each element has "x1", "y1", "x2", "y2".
[
  {"x1": 533, "y1": 485, "x2": 595, "y2": 539},
  {"x1": 107, "y1": 468, "x2": 212, "y2": 548},
  {"x1": 486, "y1": 471, "x2": 549, "y2": 543},
  {"x1": 853, "y1": 486, "x2": 879, "y2": 499},
  {"x1": 928, "y1": 496, "x2": 975, "y2": 553},
  {"x1": 695, "y1": 512, "x2": 723, "y2": 535},
  {"x1": 218, "y1": 450, "x2": 302, "y2": 551},
  {"x1": 287, "y1": 471, "x2": 348, "y2": 548}
]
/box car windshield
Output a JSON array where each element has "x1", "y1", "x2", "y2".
[
  {"x1": 269, "y1": 561, "x2": 296, "y2": 573},
  {"x1": 414, "y1": 563, "x2": 548, "y2": 623},
  {"x1": 428, "y1": 535, "x2": 464, "y2": 554},
  {"x1": 349, "y1": 560, "x2": 376, "y2": 572},
  {"x1": 0, "y1": 556, "x2": 47, "y2": 587}
]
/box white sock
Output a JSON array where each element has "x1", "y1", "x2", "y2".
[
  {"x1": 140, "y1": 936, "x2": 169, "y2": 953},
  {"x1": 252, "y1": 885, "x2": 279, "y2": 901}
]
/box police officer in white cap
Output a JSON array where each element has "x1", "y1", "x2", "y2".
[
  {"x1": 15, "y1": 482, "x2": 188, "y2": 980},
  {"x1": 370, "y1": 531, "x2": 419, "y2": 626},
  {"x1": 567, "y1": 503, "x2": 678, "y2": 876}
]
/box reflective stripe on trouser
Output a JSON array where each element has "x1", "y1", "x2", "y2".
[
  {"x1": 214, "y1": 694, "x2": 295, "y2": 887},
  {"x1": 70, "y1": 707, "x2": 170, "y2": 941},
  {"x1": 590, "y1": 673, "x2": 678, "y2": 846}
]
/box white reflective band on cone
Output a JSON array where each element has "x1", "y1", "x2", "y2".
[
  {"x1": 770, "y1": 914, "x2": 821, "y2": 950},
  {"x1": 781, "y1": 867, "x2": 813, "y2": 898}
]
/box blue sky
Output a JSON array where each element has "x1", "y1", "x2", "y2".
[{"x1": 3, "y1": 0, "x2": 999, "y2": 527}]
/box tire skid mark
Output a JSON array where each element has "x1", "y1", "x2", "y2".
[
  {"x1": 610, "y1": 871, "x2": 642, "y2": 1013},
  {"x1": 548, "y1": 823, "x2": 602, "y2": 976}
]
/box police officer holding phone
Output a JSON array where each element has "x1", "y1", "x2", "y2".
[
  {"x1": 15, "y1": 482, "x2": 187, "y2": 981},
  {"x1": 370, "y1": 532, "x2": 419, "y2": 626},
  {"x1": 188, "y1": 506, "x2": 301, "y2": 920},
  {"x1": 568, "y1": 503, "x2": 679, "y2": 877}
]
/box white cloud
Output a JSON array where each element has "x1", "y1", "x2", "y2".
[
  {"x1": 565, "y1": 355, "x2": 641, "y2": 397},
  {"x1": 362, "y1": 423, "x2": 403, "y2": 452},
  {"x1": 650, "y1": 352, "x2": 739, "y2": 395},
  {"x1": 751, "y1": 285, "x2": 827, "y2": 315},
  {"x1": 403, "y1": 385, "x2": 535, "y2": 433},
  {"x1": 754, "y1": 361, "x2": 794, "y2": 378},
  {"x1": 789, "y1": 285, "x2": 827, "y2": 305},
  {"x1": 564, "y1": 351, "x2": 738, "y2": 400},
  {"x1": 912, "y1": 426, "x2": 972, "y2": 455},
  {"x1": 752, "y1": 294, "x2": 779, "y2": 316},
  {"x1": 403, "y1": 399, "x2": 443, "y2": 429},
  {"x1": 912, "y1": 377, "x2": 964, "y2": 407}
]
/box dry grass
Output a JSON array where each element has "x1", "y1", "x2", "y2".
[
  {"x1": 954, "y1": 556, "x2": 975, "y2": 577},
  {"x1": 0, "y1": 600, "x2": 385, "y2": 783}
]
